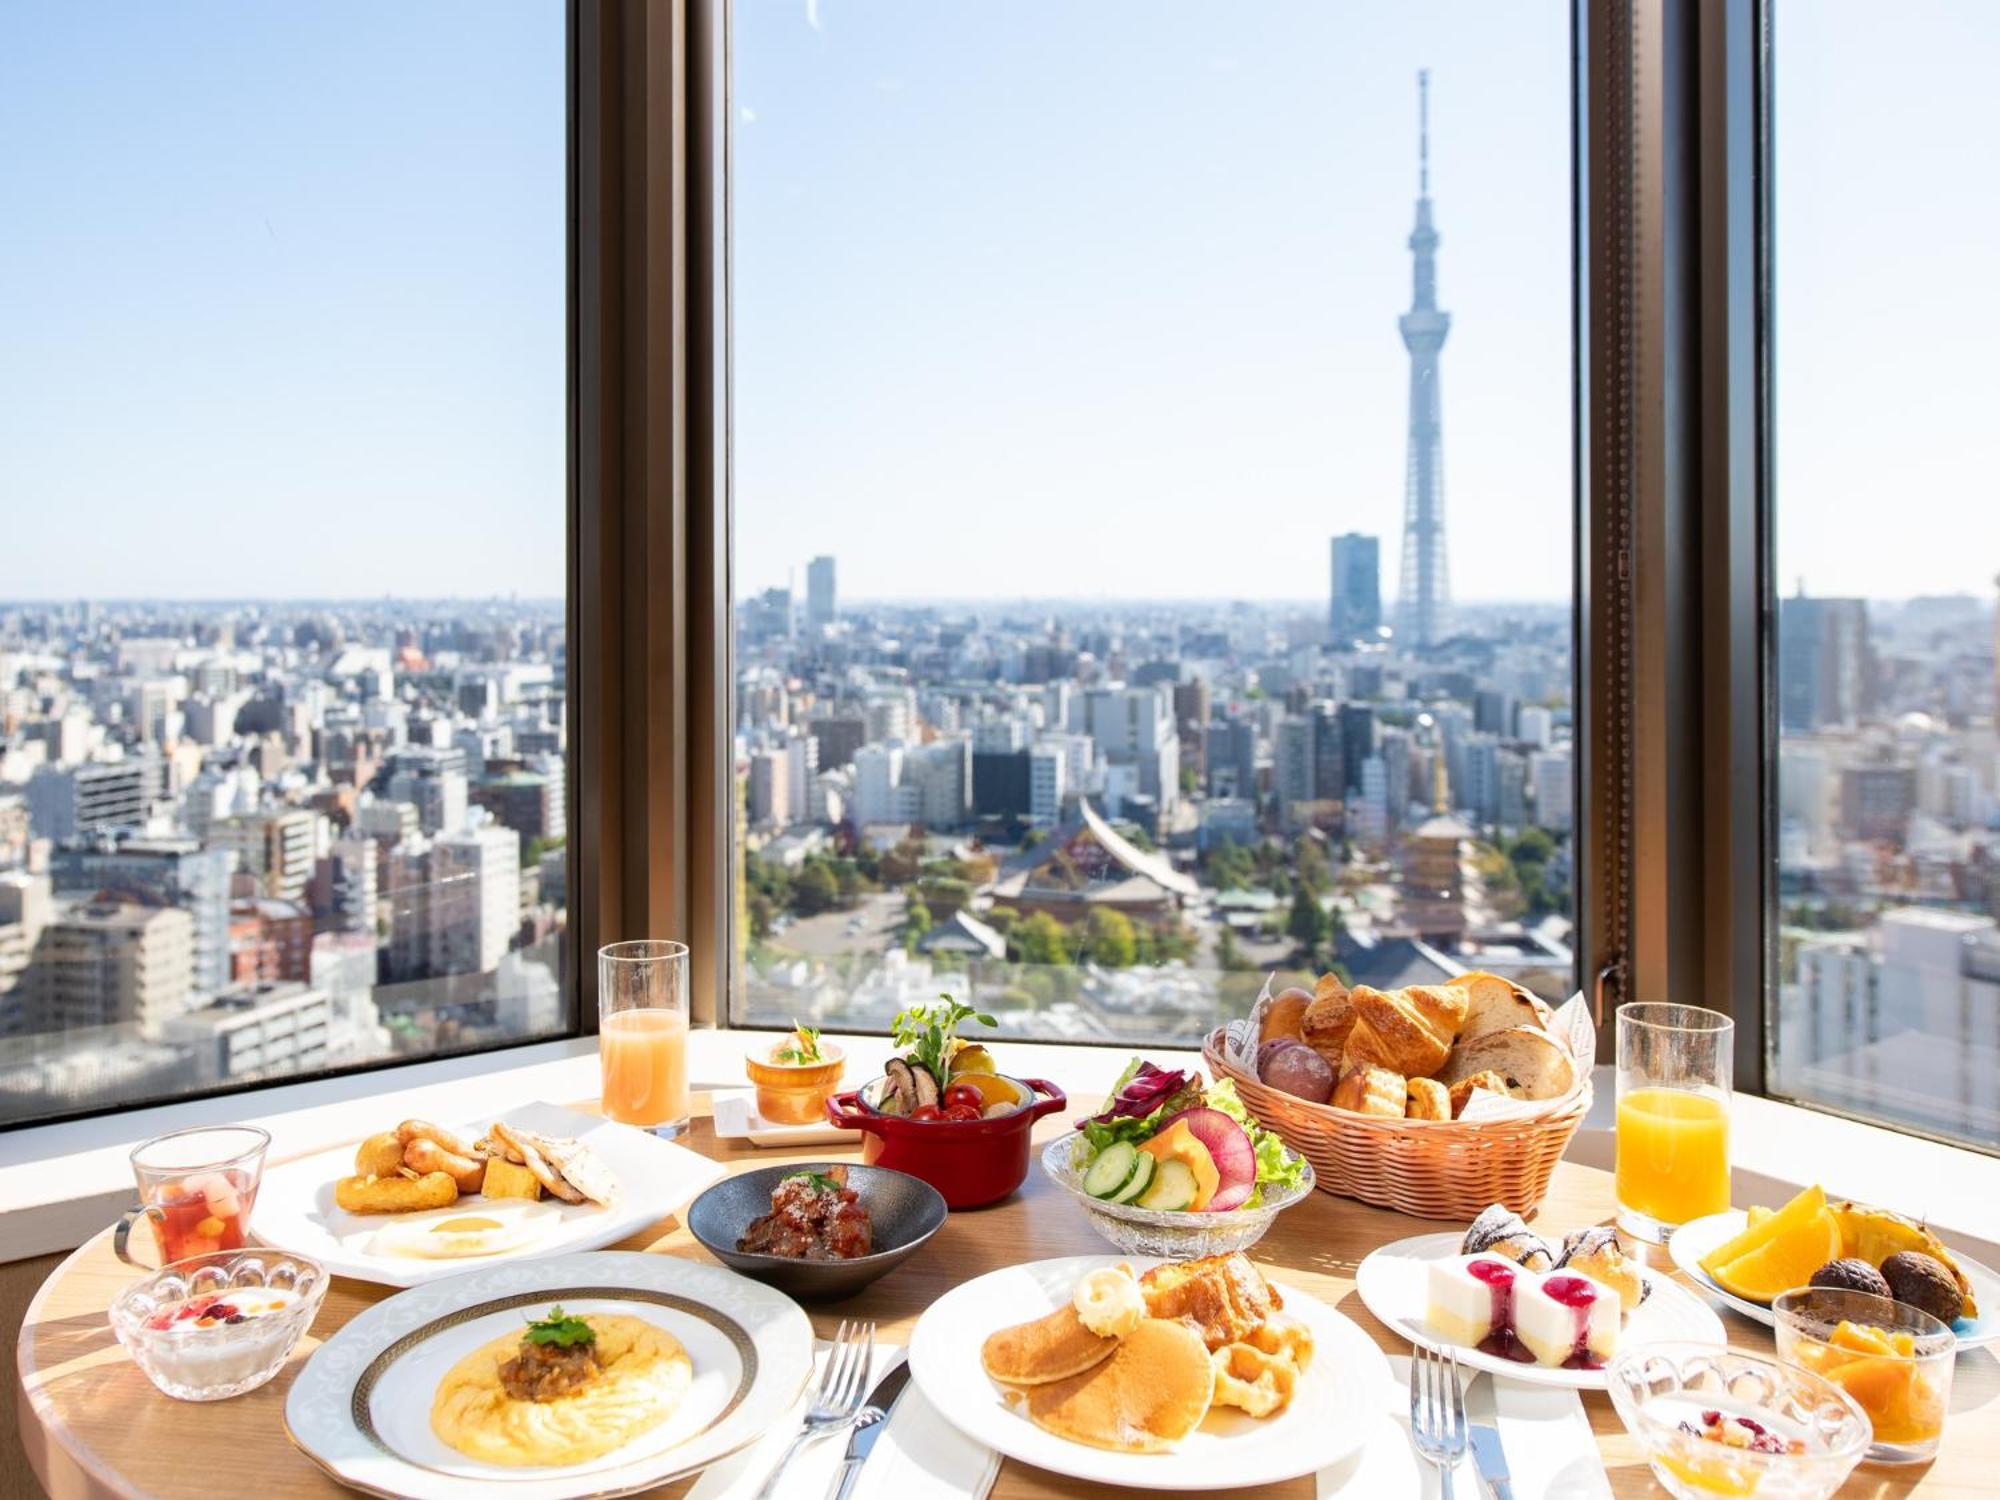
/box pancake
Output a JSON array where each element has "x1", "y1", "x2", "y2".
[
  {"x1": 981, "y1": 1302, "x2": 1120, "y2": 1385},
  {"x1": 1011, "y1": 1318, "x2": 1214, "y2": 1453}
]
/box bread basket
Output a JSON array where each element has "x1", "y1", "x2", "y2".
[{"x1": 1202, "y1": 1027, "x2": 1589, "y2": 1220}]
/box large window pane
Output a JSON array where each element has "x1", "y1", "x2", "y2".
[
  {"x1": 1770, "y1": 2, "x2": 2000, "y2": 1149},
  {"x1": 730, "y1": 3, "x2": 1575, "y2": 1042},
  {"x1": 0, "y1": 4, "x2": 569, "y2": 1124}
]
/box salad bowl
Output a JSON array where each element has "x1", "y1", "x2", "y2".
[{"x1": 1041, "y1": 1132, "x2": 1313, "y2": 1258}]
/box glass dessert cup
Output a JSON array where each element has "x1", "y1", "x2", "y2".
[
  {"x1": 110, "y1": 1249, "x2": 327, "y2": 1401},
  {"x1": 115, "y1": 1124, "x2": 271, "y2": 1268},
  {"x1": 1772, "y1": 1287, "x2": 1954, "y2": 1464},
  {"x1": 744, "y1": 1042, "x2": 846, "y2": 1124},
  {"x1": 1606, "y1": 1342, "x2": 1870, "y2": 1500}
]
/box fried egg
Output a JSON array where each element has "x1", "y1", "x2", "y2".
[{"x1": 368, "y1": 1200, "x2": 563, "y2": 1260}]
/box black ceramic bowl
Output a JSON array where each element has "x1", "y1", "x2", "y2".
[{"x1": 684, "y1": 1163, "x2": 947, "y2": 1300}]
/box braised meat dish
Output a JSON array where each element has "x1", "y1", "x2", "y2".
[
  {"x1": 737, "y1": 1166, "x2": 873, "y2": 1261},
  {"x1": 499, "y1": 1333, "x2": 602, "y2": 1402}
]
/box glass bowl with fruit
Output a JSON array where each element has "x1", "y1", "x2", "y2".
[
  {"x1": 825, "y1": 997, "x2": 1067, "y2": 1209},
  {"x1": 744, "y1": 1022, "x2": 846, "y2": 1124},
  {"x1": 110, "y1": 1248, "x2": 327, "y2": 1402},
  {"x1": 1042, "y1": 1059, "x2": 1315, "y2": 1259},
  {"x1": 1772, "y1": 1287, "x2": 1955, "y2": 1463},
  {"x1": 1606, "y1": 1342, "x2": 1870, "y2": 1500}
]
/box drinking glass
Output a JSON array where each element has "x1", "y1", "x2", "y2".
[
  {"x1": 1773, "y1": 1287, "x2": 1954, "y2": 1464},
  {"x1": 114, "y1": 1125, "x2": 271, "y2": 1268},
  {"x1": 599, "y1": 939, "x2": 691, "y2": 1138},
  {"x1": 1615, "y1": 1002, "x2": 1733, "y2": 1242}
]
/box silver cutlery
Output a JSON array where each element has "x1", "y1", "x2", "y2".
[
  {"x1": 1410, "y1": 1343, "x2": 1469, "y2": 1500},
  {"x1": 752, "y1": 1318, "x2": 875, "y2": 1500},
  {"x1": 1464, "y1": 1371, "x2": 1514, "y2": 1500},
  {"x1": 826, "y1": 1356, "x2": 912, "y2": 1500}
]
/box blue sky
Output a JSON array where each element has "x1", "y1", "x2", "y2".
[{"x1": 3, "y1": 3, "x2": 1994, "y2": 606}]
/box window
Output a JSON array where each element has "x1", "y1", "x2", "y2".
[
  {"x1": 729, "y1": 4, "x2": 1577, "y2": 1042},
  {"x1": 1767, "y1": 2, "x2": 2000, "y2": 1150},
  {"x1": 0, "y1": 6, "x2": 570, "y2": 1125}
]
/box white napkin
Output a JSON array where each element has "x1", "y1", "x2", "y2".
[
  {"x1": 1319, "y1": 1357, "x2": 1611, "y2": 1500},
  {"x1": 689, "y1": 1340, "x2": 999, "y2": 1500}
]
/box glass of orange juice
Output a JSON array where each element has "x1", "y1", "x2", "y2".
[
  {"x1": 1615, "y1": 1002, "x2": 1733, "y2": 1242},
  {"x1": 598, "y1": 940, "x2": 691, "y2": 1138}
]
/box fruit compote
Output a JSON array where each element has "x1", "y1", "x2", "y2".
[
  {"x1": 148, "y1": 1170, "x2": 255, "y2": 1262},
  {"x1": 1790, "y1": 1320, "x2": 1944, "y2": 1447}
]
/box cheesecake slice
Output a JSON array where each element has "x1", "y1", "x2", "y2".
[
  {"x1": 1514, "y1": 1271, "x2": 1619, "y2": 1369},
  {"x1": 1425, "y1": 1252, "x2": 1522, "y2": 1352}
]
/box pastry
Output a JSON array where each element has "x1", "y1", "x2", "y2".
[
  {"x1": 1331, "y1": 1061, "x2": 1406, "y2": 1118},
  {"x1": 1260, "y1": 986, "x2": 1312, "y2": 1047},
  {"x1": 1462, "y1": 1204, "x2": 1555, "y2": 1270},
  {"x1": 1556, "y1": 1226, "x2": 1650, "y2": 1311},
  {"x1": 1448, "y1": 1070, "x2": 1510, "y2": 1116},
  {"x1": 1343, "y1": 984, "x2": 1468, "y2": 1077},
  {"x1": 1301, "y1": 981, "x2": 1356, "y2": 1067},
  {"x1": 1448, "y1": 971, "x2": 1554, "y2": 1045},
  {"x1": 1405, "y1": 1077, "x2": 1451, "y2": 1121},
  {"x1": 1138, "y1": 1252, "x2": 1282, "y2": 1350},
  {"x1": 1438, "y1": 1026, "x2": 1576, "y2": 1101}
]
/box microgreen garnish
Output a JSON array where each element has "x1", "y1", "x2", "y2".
[
  {"x1": 784, "y1": 1170, "x2": 842, "y2": 1193},
  {"x1": 773, "y1": 1022, "x2": 823, "y2": 1065},
  {"x1": 524, "y1": 1306, "x2": 597, "y2": 1348},
  {"x1": 892, "y1": 994, "x2": 995, "y2": 1084}
]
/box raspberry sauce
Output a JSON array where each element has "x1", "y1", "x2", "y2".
[
  {"x1": 1541, "y1": 1274, "x2": 1604, "y2": 1370},
  {"x1": 1467, "y1": 1258, "x2": 1533, "y2": 1363}
]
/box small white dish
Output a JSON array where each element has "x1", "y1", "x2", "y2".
[
  {"x1": 252, "y1": 1101, "x2": 725, "y2": 1287},
  {"x1": 710, "y1": 1089, "x2": 859, "y2": 1148},
  {"x1": 1353, "y1": 1231, "x2": 1726, "y2": 1391},
  {"x1": 285, "y1": 1252, "x2": 814, "y2": 1500},
  {"x1": 1669, "y1": 1209, "x2": 2000, "y2": 1351},
  {"x1": 907, "y1": 1253, "x2": 1391, "y2": 1490}
]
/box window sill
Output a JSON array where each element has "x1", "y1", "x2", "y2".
[{"x1": 3, "y1": 1035, "x2": 1994, "y2": 1267}]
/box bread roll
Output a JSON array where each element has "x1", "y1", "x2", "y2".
[
  {"x1": 1439, "y1": 1027, "x2": 1575, "y2": 1101},
  {"x1": 1331, "y1": 1062, "x2": 1405, "y2": 1117},
  {"x1": 1447, "y1": 1070, "x2": 1510, "y2": 1117},
  {"x1": 1405, "y1": 1077, "x2": 1451, "y2": 1121},
  {"x1": 1449, "y1": 971, "x2": 1553, "y2": 1045},
  {"x1": 1342, "y1": 984, "x2": 1469, "y2": 1078},
  {"x1": 1301, "y1": 983, "x2": 1356, "y2": 1068},
  {"x1": 1260, "y1": 986, "x2": 1312, "y2": 1047}
]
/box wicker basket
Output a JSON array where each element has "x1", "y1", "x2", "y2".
[{"x1": 1204, "y1": 1029, "x2": 1589, "y2": 1221}]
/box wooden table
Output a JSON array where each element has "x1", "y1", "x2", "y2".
[{"x1": 17, "y1": 1095, "x2": 1996, "y2": 1498}]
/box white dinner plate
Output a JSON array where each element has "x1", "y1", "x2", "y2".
[
  {"x1": 253, "y1": 1101, "x2": 726, "y2": 1287},
  {"x1": 286, "y1": 1252, "x2": 814, "y2": 1500},
  {"x1": 710, "y1": 1090, "x2": 858, "y2": 1148},
  {"x1": 1669, "y1": 1210, "x2": 2000, "y2": 1351},
  {"x1": 1353, "y1": 1231, "x2": 1726, "y2": 1391},
  {"x1": 906, "y1": 1254, "x2": 1392, "y2": 1490}
]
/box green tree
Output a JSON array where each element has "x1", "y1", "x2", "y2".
[
  {"x1": 1294, "y1": 835, "x2": 1331, "y2": 896},
  {"x1": 748, "y1": 892, "x2": 775, "y2": 941},
  {"x1": 1214, "y1": 926, "x2": 1253, "y2": 972},
  {"x1": 1012, "y1": 911, "x2": 1071, "y2": 967},
  {"x1": 1083, "y1": 908, "x2": 1138, "y2": 967},
  {"x1": 1287, "y1": 888, "x2": 1331, "y2": 963},
  {"x1": 793, "y1": 861, "x2": 839, "y2": 915},
  {"x1": 903, "y1": 897, "x2": 933, "y2": 952}
]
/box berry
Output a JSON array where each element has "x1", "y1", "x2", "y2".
[
  {"x1": 1736, "y1": 1417, "x2": 1768, "y2": 1437},
  {"x1": 1700, "y1": 1410, "x2": 1722, "y2": 1426}
]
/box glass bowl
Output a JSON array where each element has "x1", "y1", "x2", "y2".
[
  {"x1": 109, "y1": 1249, "x2": 327, "y2": 1401},
  {"x1": 1772, "y1": 1286, "x2": 1954, "y2": 1463},
  {"x1": 1039, "y1": 1130, "x2": 1314, "y2": 1259},
  {"x1": 1605, "y1": 1342, "x2": 1871, "y2": 1500}
]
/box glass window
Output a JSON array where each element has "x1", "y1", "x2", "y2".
[
  {"x1": 1769, "y1": 2, "x2": 2000, "y2": 1150},
  {"x1": 0, "y1": 4, "x2": 569, "y2": 1125},
  {"x1": 729, "y1": 4, "x2": 1576, "y2": 1043}
]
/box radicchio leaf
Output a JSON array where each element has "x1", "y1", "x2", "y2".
[{"x1": 1091, "y1": 1061, "x2": 1187, "y2": 1122}]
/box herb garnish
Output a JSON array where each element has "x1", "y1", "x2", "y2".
[
  {"x1": 773, "y1": 1022, "x2": 823, "y2": 1065},
  {"x1": 891, "y1": 993, "x2": 996, "y2": 1084},
  {"x1": 524, "y1": 1306, "x2": 597, "y2": 1348},
  {"x1": 783, "y1": 1170, "x2": 842, "y2": 1193}
]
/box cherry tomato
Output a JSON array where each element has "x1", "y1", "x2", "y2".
[
  {"x1": 942, "y1": 1083, "x2": 984, "y2": 1112},
  {"x1": 909, "y1": 1104, "x2": 943, "y2": 1122},
  {"x1": 943, "y1": 1103, "x2": 981, "y2": 1122}
]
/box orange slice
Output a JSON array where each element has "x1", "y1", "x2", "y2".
[
  {"x1": 1698, "y1": 1185, "x2": 1826, "y2": 1277},
  {"x1": 1705, "y1": 1206, "x2": 1842, "y2": 1304}
]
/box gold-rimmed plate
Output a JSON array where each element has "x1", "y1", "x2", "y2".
[{"x1": 286, "y1": 1253, "x2": 813, "y2": 1499}]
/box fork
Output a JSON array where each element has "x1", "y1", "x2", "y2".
[
  {"x1": 1410, "y1": 1343, "x2": 1468, "y2": 1500},
  {"x1": 751, "y1": 1318, "x2": 875, "y2": 1500}
]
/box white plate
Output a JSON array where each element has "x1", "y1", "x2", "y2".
[
  {"x1": 253, "y1": 1101, "x2": 726, "y2": 1287},
  {"x1": 1669, "y1": 1210, "x2": 2000, "y2": 1350},
  {"x1": 907, "y1": 1254, "x2": 1391, "y2": 1490},
  {"x1": 710, "y1": 1090, "x2": 858, "y2": 1148},
  {"x1": 1353, "y1": 1231, "x2": 1726, "y2": 1391},
  {"x1": 286, "y1": 1252, "x2": 814, "y2": 1500}
]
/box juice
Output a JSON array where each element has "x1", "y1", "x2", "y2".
[
  {"x1": 600, "y1": 1008, "x2": 689, "y2": 1129},
  {"x1": 1616, "y1": 1086, "x2": 1730, "y2": 1228},
  {"x1": 149, "y1": 1170, "x2": 256, "y2": 1262}
]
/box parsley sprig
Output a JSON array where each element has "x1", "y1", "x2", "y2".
[
  {"x1": 891, "y1": 993, "x2": 996, "y2": 1084},
  {"x1": 524, "y1": 1306, "x2": 597, "y2": 1348},
  {"x1": 773, "y1": 1022, "x2": 823, "y2": 1065},
  {"x1": 784, "y1": 1170, "x2": 843, "y2": 1193}
]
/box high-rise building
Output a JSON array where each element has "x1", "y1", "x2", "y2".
[
  {"x1": 1338, "y1": 702, "x2": 1377, "y2": 798},
  {"x1": 1778, "y1": 591, "x2": 1871, "y2": 731},
  {"x1": 430, "y1": 823, "x2": 521, "y2": 975},
  {"x1": 1395, "y1": 71, "x2": 1454, "y2": 650},
  {"x1": 1531, "y1": 747, "x2": 1574, "y2": 833},
  {"x1": 1274, "y1": 717, "x2": 1316, "y2": 810},
  {"x1": 33, "y1": 902, "x2": 195, "y2": 1032},
  {"x1": 50, "y1": 838, "x2": 237, "y2": 998},
  {"x1": 212, "y1": 809, "x2": 317, "y2": 903},
  {"x1": 747, "y1": 748, "x2": 790, "y2": 828},
  {"x1": 1028, "y1": 743, "x2": 1067, "y2": 825},
  {"x1": 806, "y1": 555, "x2": 837, "y2": 628},
  {"x1": 23, "y1": 759, "x2": 149, "y2": 842},
  {"x1": 808, "y1": 714, "x2": 867, "y2": 772},
  {"x1": 1328, "y1": 534, "x2": 1382, "y2": 644}
]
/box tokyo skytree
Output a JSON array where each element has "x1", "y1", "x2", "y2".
[{"x1": 1395, "y1": 69, "x2": 1452, "y2": 650}]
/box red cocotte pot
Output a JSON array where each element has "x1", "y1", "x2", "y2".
[{"x1": 826, "y1": 1076, "x2": 1066, "y2": 1209}]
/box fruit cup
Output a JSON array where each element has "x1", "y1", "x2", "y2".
[
  {"x1": 115, "y1": 1125, "x2": 270, "y2": 1269},
  {"x1": 1772, "y1": 1287, "x2": 1955, "y2": 1464}
]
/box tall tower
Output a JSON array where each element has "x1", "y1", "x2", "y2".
[{"x1": 1396, "y1": 70, "x2": 1453, "y2": 650}]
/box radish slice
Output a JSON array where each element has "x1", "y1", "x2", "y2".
[{"x1": 1161, "y1": 1107, "x2": 1256, "y2": 1211}]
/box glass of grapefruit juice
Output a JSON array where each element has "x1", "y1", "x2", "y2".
[
  {"x1": 1615, "y1": 1002, "x2": 1733, "y2": 1242},
  {"x1": 599, "y1": 940, "x2": 691, "y2": 1138}
]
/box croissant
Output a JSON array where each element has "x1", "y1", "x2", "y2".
[
  {"x1": 1404, "y1": 1077, "x2": 1451, "y2": 1121},
  {"x1": 1342, "y1": 984, "x2": 1468, "y2": 1079},
  {"x1": 1300, "y1": 976, "x2": 1356, "y2": 1068},
  {"x1": 1331, "y1": 1062, "x2": 1405, "y2": 1117}
]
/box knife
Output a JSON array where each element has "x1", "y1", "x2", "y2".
[
  {"x1": 825, "y1": 1356, "x2": 912, "y2": 1500},
  {"x1": 1464, "y1": 1373, "x2": 1514, "y2": 1500}
]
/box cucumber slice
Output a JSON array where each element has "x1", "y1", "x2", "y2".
[
  {"x1": 1107, "y1": 1149, "x2": 1156, "y2": 1204},
  {"x1": 1082, "y1": 1141, "x2": 1139, "y2": 1199},
  {"x1": 1136, "y1": 1156, "x2": 1198, "y2": 1212}
]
